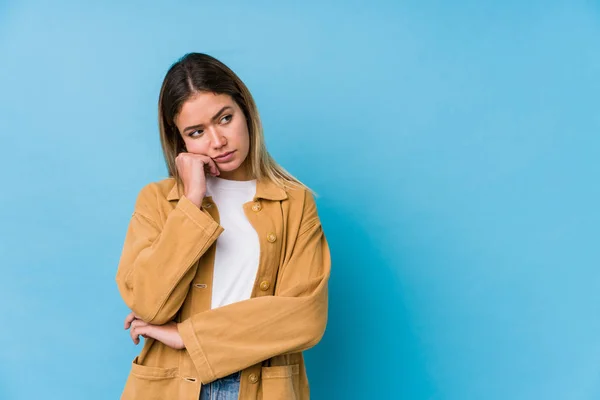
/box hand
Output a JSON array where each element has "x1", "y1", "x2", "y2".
[
  {"x1": 124, "y1": 311, "x2": 185, "y2": 350},
  {"x1": 175, "y1": 152, "x2": 220, "y2": 208}
]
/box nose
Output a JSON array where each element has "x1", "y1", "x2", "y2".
[{"x1": 208, "y1": 127, "x2": 227, "y2": 148}]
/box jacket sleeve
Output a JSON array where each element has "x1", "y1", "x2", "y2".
[
  {"x1": 176, "y1": 191, "x2": 330, "y2": 384},
  {"x1": 115, "y1": 184, "x2": 224, "y2": 325}
]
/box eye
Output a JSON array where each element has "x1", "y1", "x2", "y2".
[
  {"x1": 220, "y1": 114, "x2": 232, "y2": 124},
  {"x1": 189, "y1": 129, "x2": 203, "y2": 138}
]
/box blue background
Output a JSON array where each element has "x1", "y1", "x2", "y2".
[{"x1": 1, "y1": 0, "x2": 599, "y2": 399}]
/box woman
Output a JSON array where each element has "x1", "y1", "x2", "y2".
[{"x1": 115, "y1": 52, "x2": 330, "y2": 400}]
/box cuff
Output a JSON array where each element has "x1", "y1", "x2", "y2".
[
  {"x1": 177, "y1": 318, "x2": 216, "y2": 384},
  {"x1": 176, "y1": 195, "x2": 223, "y2": 235}
]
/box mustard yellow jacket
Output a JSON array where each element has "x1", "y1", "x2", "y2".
[{"x1": 115, "y1": 177, "x2": 330, "y2": 400}]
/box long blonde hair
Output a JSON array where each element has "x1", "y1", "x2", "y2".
[{"x1": 157, "y1": 53, "x2": 311, "y2": 195}]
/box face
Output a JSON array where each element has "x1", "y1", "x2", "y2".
[{"x1": 174, "y1": 92, "x2": 251, "y2": 181}]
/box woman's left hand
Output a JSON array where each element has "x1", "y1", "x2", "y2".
[{"x1": 124, "y1": 311, "x2": 185, "y2": 350}]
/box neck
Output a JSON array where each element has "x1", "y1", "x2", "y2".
[{"x1": 218, "y1": 162, "x2": 252, "y2": 181}]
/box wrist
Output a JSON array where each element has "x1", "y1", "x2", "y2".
[{"x1": 184, "y1": 191, "x2": 205, "y2": 208}]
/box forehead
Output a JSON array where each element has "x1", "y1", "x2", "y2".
[{"x1": 176, "y1": 92, "x2": 235, "y2": 125}]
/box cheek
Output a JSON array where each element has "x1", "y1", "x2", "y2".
[
  {"x1": 183, "y1": 139, "x2": 209, "y2": 154},
  {"x1": 232, "y1": 122, "x2": 250, "y2": 150},
  {"x1": 241, "y1": 134, "x2": 250, "y2": 154}
]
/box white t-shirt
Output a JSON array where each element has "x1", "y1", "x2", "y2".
[{"x1": 205, "y1": 175, "x2": 260, "y2": 309}]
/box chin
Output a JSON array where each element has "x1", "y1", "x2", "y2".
[{"x1": 217, "y1": 160, "x2": 243, "y2": 171}]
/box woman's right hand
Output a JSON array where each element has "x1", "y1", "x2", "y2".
[{"x1": 175, "y1": 152, "x2": 220, "y2": 208}]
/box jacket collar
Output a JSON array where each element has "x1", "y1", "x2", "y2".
[{"x1": 167, "y1": 177, "x2": 287, "y2": 201}]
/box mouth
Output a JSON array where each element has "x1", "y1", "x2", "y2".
[{"x1": 213, "y1": 150, "x2": 236, "y2": 162}]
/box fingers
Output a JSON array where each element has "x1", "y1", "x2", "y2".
[
  {"x1": 194, "y1": 154, "x2": 219, "y2": 176},
  {"x1": 205, "y1": 157, "x2": 220, "y2": 176},
  {"x1": 124, "y1": 312, "x2": 135, "y2": 329},
  {"x1": 124, "y1": 312, "x2": 152, "y2": 345},
  {"x1": 130, "y1": 319, "x2": 150, "y2": 345},
  {"x1": 176, "y1": 152, "x2": 220, "y2": 176},
  {"x1": 124, "y1": 311, "x2": 142, "y2": 329}
]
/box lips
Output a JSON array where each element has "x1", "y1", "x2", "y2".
[{"x1": 214, "y1": 150, "x2": 235, "y2": 162}]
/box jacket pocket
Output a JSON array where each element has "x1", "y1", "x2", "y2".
[
  {"x1": 261, "y1": 364, "x2": 300, "y2": 400},
  {"x1": 121, "y1": 357, "x2": 180, "y2": 400}
]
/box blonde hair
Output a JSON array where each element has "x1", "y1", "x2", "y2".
[{"x1": 157, "y1": 53, "x2": 312, "y2": 196}]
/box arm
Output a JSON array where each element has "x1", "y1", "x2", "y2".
[
  {"x1": 115, "y1": 184, "x2": 223, "y2": 325},
  {"x1": 176, "y1": 191, "x2": 330, "y2": 383}
]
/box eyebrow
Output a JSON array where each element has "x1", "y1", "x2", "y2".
[{"x1": 182, "y1": 106, "x2": 233, "y2": 134}]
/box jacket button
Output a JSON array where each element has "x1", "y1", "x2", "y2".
[
  {"x1": 252, "y1": 202, "x2": 262, "y2": 212},
  {"x1": 249, "y1": 373, "x2": 258, "y2": 384},
  {"x1": 267, "y1": 233, "x2": 277, "y2": 243},
  {"x1": 260, "y1": 281, "x2": 270, "y2": 291}
]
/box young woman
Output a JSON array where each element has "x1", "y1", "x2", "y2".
[{"x1": 115, "y1": 53, "x2": 330, "y2": 400}]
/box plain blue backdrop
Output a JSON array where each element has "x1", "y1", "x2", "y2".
[{"x1": 1, "y1": 0, "x2": 599, "y2": 399}]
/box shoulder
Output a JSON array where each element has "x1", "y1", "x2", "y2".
[
  {"x1": 136, "y1": 177, "x2": 175, "y2": 199},
  {"x1": 282, "y1": 184, "x2": 320, "y2": 226},
  {"x1": 133, "y1": 177, "x2": 177, "y2": 213},
  {"x1": 284, "y1": 185, "x2": 316, "y2": 207}
]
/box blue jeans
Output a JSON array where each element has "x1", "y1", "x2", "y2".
[{"x1": 199, "y1": 371, "x2": 241, "y2": 400}]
